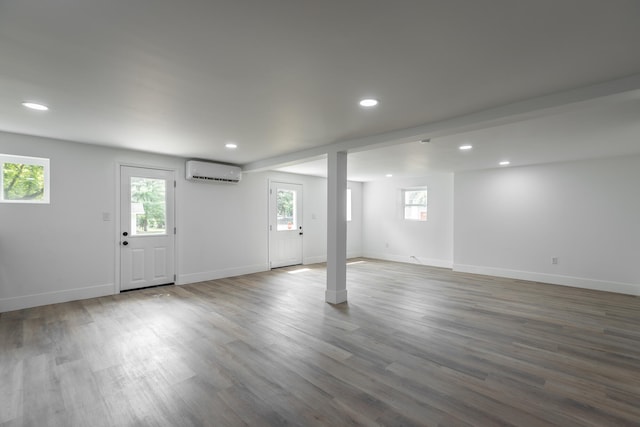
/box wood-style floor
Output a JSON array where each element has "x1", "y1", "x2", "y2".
[{"x1": 1, "y1": 259, "x2": 639, "y2": 427}]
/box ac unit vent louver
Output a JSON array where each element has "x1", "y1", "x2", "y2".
[{"x1": 186, "y1": 160, "x2": 242, "y2": 183}]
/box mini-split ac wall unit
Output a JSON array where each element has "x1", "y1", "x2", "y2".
[{"x1": 185, "y1": 160, "x2": 242, "y2": 183}]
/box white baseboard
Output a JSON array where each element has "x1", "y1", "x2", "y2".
[
  {"x1": 303, "y1": 252, "x2": 363, "y2": 266},
  {"x1": 0, "y1": 283, "x2": 114, "y2": 313},
  {"x1": 303, "y1": 255, "x2": 326, "y2": 265},
  {"x1": 453, "y1": 264, "x2": 640, "y2": 296},
  {"x1": 363, "y1": 252, "x2": 453, "y2": 269},
  {"x1": 178, "y1": 263, "x2": 269, "y2": 285}
]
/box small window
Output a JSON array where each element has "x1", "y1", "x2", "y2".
[
  {"x1": 276, "y1": 188, "x2": 298, "y2": 231},
  {"x1": 130, "y1": 177, "x2": 167, "y2": 235},
  {"x1": 346, "y1": 188, "x2": 352, "y2": 221},
  {"x1": 1, "y1": 154, "x2": 50, "y2": 204},
  {"x1": 403, "y1": 188, "x2": 427, "y2": 221}
]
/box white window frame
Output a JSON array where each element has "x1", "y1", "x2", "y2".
[
  {"x1": 402, "y1": 187, "x2": 427, "y2": 221},
  {"x1": 0, "y1": 154, "x2": 50, "y2": 204}
]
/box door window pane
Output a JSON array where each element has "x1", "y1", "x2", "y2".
[
  {"x1": 131, "y1": 177, "x2": 166, "y2": 235},
  {"x1": 277, "y1": 189, "x2": 297, "y2": 231}
]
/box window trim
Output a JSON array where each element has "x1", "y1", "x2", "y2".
[
  {"x1": 402, "y1": 187, "x2": 427, "y2": 221},
  {"x1": 0, "y1": 154, "x2": 50, "y2": 204}
]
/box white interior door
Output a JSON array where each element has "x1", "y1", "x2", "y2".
[
  {"x1": 120, "y1": 166, "x2": 175, "y2": 291},
  {"x1": 269, "y1": 182, "x2": 303, "y2": 268}
]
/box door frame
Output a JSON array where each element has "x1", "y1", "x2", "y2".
[
  {"x1": 114, "y1": 162, "x2": 178, "y2": 294},
  {"x1": 268, "y1": 179, "x2": 304, "y2": 269}
]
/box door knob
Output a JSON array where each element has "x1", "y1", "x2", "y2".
[
  {"x1": 299, "y1": 232, "x2": 303, "y2": 235},
  {"x1": 122, "y1": 231, "x2": 128, "y2": 236},
  {"x1": 122, "y1": 241, "x2": 129, "y2": 246}
]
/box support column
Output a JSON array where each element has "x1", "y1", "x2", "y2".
[{"x1": 326, "y1": 150, "x2": 348, "y2": 304}]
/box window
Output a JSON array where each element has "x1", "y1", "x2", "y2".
[
  {"x1": 276, "y1": 188, "x2": 298, "y2": 230},
  {"x1": 130, "y1": 177, "x2": 167, "y2": 235},
  {"x1": 346, "y1": 188, "x2": 352, "y2": 221},
  {"x1": 403, "y1": 188, "x2": 427, "y2": 221},
  {"x1": 1, "y1": 154, "x2": 50, "y2": 203}
]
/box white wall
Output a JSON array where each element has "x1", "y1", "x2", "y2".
[
  {"x1": 362, "y1": 174, "x2": 454, "y2": 268},
  {"x1": 264, "y1": 172, "x2": 363, "y2": 265},
  {"x1": 178, "y1": 170, "x2": 271, "y2": 284},
  {"x1": 0, "y1": 132, "x2": 363, "y2": 312},
  {"x1": 8, "y1": 129, "x2": 637, "y2": 311},
  {"x1": 1, "y1": 132, "x2": 128, "y2": 311},
  {"x1": 454, "y1": 155, "x2": 640, "y2": 295},
  {"x1": 347, "y1": 182, "x2": 363, "y2": 259}
]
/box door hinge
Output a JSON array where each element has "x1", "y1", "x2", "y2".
[
  {"x1": 174, "y1": 274, "x2": 176, "y2": 281},
  {"x1": 174, "y1": 180, "x2": 176, "y2": 188},
  {"x1": 269, "y1": 188, "x2": 272, "y2": 195},
  {"x1": 269, "y1": 225, "x2": 272, "y2": 231},
  {"x1": 174, "y1": 227, "x2": 177, "y2": 234}
]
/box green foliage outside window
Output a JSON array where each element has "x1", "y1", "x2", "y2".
[
  {"x1": 3, "y1": 162, "x2": 45, "y2": 201},
  {"x1": 277, "y1": 190, "x2": 294, "y2": 218},
  {"x1": 276, "y1": 189, "x2": 297, "y2": 230},
  {"x1": 131, "y1": 177, "x2": 166, "y2": 233}
]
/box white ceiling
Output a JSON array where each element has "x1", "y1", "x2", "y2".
[
  {"x1": 278, "y1": 95, "x2": 640, "y2": 181},
  {"x1": 1, "y1": 0, "x2": 640, "y2": 180}
]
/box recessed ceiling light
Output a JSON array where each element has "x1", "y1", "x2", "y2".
[
  {"x1": 359, "y1": 98, "x2": 378, "y2": 107},
  {"x1": 385, "y1": 173, "x2": 393, "y2": 178},
  {"x1": 225, "y1": 143, "x2": 238, "y2": 149},
  {"x1": 22, "y1": 102, "x2": 49, "y2": 111},
  {"x1": 499, "y1": 160, "x2": 510, "y2": 166},
  {"x1": 459, "y1": 144, "x2": 473, "y2": 150}
]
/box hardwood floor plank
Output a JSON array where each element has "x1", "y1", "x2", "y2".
[
  {"x1": 1, "y1": 258, "x2": 639, "y2": 426},
  {"x1": 0, "y1": 358, "x2": 22, "y2": 424}
]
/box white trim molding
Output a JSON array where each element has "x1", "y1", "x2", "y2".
[
  {"x1": 0, "y1": 283, "x2": 114, "y2": 313},
  {"x1": 364, "y1": 253, "x2": 453, "y2": 269},
  {"x1": 178, "y1": 263, "x2": 269, "y2": 285},
  {"x1": 453, "y1": 264, "x2": 640, "y2": 296}
]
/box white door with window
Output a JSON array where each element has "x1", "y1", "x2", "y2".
[
  {"x1": 120, "y1": 166, "x2": 175, "y2": 291},
  {"x1": 269, "y1": 182, "x2": 303, "y2": 268}
]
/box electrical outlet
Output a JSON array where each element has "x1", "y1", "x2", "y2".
[{"x1": 552, "y1": 257, "x2": 558, "y2": 265}]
